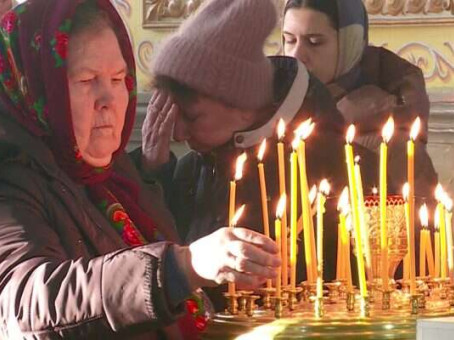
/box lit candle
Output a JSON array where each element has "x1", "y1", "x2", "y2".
[
  {"x1": 345, "y1": 213, "x2": 354, "y2": 292},
  {"x1": 419, "y1": 204, "x2": 429, "y2": 279},
  {"x1": 345, "y1": 125, "x2": 368, "y2": 297},
  {"x1": 436, "y1": 184, "x2": 448, "y2": 279},
  {"x1": 290, "y1": 138, "x2": 298, "y2": 289},
  {"x1": 380, "y1": 117, "x2": 394, "y2": 291},
  {"x1": 435, "y1": 217, "x2": 440, "y2": 278},
  {"x1": 275, "y1": 195, "x2": 286, "y2": 298},
  {"x1": 257, "y1": 139, "x2": 271, "y2": 288},
  {"x1": 276, "y1": 119, "x2": 288, "y2": 286},
  {"x1": 316, "y1": 180, "x2": 330, "y2": 300},
  {"x1": 229, "y1": 153, "x2": 247, "y2": 228},
  {"x1": 403, "y1": 183, "x2": 417, "y2": 293},
  {"x1": 408, "y1": 118, "x2": 420, "y2": 287},
  {"x1": 336, "y1": 188, "x2": 349, "y2": 281},
  {"x1": 355, "y1": 156, "x2": 373, "y2": 281},
  {"x1": 295, "y1": 119, "x2": 317, "y2": 283},
  {"x1": 425, "y1": 222, "x2": 435, "y2": 278},
  {"x1": 443, "y1": 195, "x2": 454, "y2": 283},
  {"x1": 228, "y1": 205, "x2": 246, "y2": 295}
]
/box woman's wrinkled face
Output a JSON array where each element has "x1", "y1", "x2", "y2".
[
  {"x1": 67, "y1": 27, "x2": 128, "y2": 167},
  {"x1": 283, "y1": 8, "x2": 338, "y2": 84},
  {"x1": 172, "y1": 96, "x2": 255, "y2": 153}
]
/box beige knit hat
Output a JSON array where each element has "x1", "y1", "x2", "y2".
[{"x1": 152, "y1": 0, "x2": 277, "y2": 110}]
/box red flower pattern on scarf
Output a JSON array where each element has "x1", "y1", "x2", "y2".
[{"x1": 2, "y1": 11, "x2": 17, "y2": 33}]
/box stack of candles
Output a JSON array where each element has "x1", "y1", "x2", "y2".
[{"x1": 226, "y1": 114, "x2": 454, "y2": 309}]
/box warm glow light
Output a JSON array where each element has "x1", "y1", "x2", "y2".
[
  {"x1": 234, "y1": 152, "x2": 248, "y2": 181},
  {"x1": 309, "y1": 185, "x2": 317, "y2": 205},
  {"x1": 410, "y1": 117, "x2": 421, "y2": 141},
  {"x1": 277, "y1": 119, "x2": 286, "y2": 141},
  {"x1": 382, "y1": 117, "x2": 395, "y2": 143},
  {"x1": 435, "y1": 183, "x2": 445, "y2": 202},
  {"x1": 346, "y1": 125, "x2": 355, "y2": 144},
  {"x1": 445, "y1": 196, "x2": 453, "y2": 212},
  {"x1": 354, "y1": 155, "x2": 361, "y2": 164},
  {"x1": 338, "y1": 187, "x2": 350, "y2": 214},
  {"x1": 291, "y1": 137, "x2": 299, "y2": 151},
  {"x1": 294, "y1": 118, "x2": 315, "y2": 141},
  {"x1": 402, "y1": 183, "x2": 410, "y2": 202},
  {"x1": 257, "y1": 139, "x2": 267, "y2": 162},
  {"x1": 276, "y1": 194, "x2": 287, "y2": 219},
  {"x1": 231, "y1": 204, "x2": 246, "y2": 227},
  {"x1": 319, "y1": 179, "x2": 330, "y2": 195},
  {"x1": 419, "y1": 204, "x2": 429, "y2": 228},
  {"x1": 372, "y1": 187, "x2": 378, "y2": 195}
]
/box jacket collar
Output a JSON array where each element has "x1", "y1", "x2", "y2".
[{"x1": 233, "y1": 59, "x2": 309, "y2": 149}]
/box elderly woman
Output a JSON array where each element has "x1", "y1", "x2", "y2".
[
  {"x1": 0, "y1": 0, "x2": 280, "y2": 338},
  {"x1": 282, "y1": 0, "x2": 438, "y2": 198}
]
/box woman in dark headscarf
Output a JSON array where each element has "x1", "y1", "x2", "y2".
[
  {"x1": 282, "y1": 0, "x2": 437, "y2": 198},
  {"x1": 0, "y1": 1, "x2": 280, "y2": 338}
]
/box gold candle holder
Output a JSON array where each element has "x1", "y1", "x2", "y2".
[
  {"x1": 448, "y1": 285, "x2": 454, "y2": 307},
  {"x1": 326, "y1": 282, "x2": 342, "y2": 303},
  {"x1": 353, "y1": 196, "x2": 407, "y2": 283},
  {"x1": 360, "y1": 296, "x2": 370, "y2": 318},
  {"x1": 301, "y1": 281, "x2": 317, "y2": 302},
  {"x1": 285, "y1": 287, "x2": 302, "y2": 311},
  {"x1": 410, "y1": 294, "x2": 422, "y2": 314},
  {"x1": 258, "y1": 287, "x2": 275, "y2": 310},
  {"x1": 347, "y1": 292, "x2": 355, "y2": 312},
  {"x1": 274, "y1": 296, "x2": 283, "y2": 319},
  {"x1": 237, "y1": 291, "x2": 253, "y2": 312},
  {"x1": 246, "y1": 295, "x2": 260, "y2": 317},
  {"x1": 224, "y1": 293, "x2": 240, "y2": 315},
  {"x1": 381, "y1": 290, "x2": 391, "y2": 310}
]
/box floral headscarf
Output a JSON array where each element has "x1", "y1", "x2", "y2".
[{"x1": 0, "y1": 0, "x2": 153, "y2": 247}]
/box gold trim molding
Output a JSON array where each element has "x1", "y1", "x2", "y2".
[{"x1": 364, "y1": 0, "x2": 454, "y2": 16}]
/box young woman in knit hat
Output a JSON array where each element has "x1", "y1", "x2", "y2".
[
  {"x1": 282, "y1": 0, "x2": 438, "y2": 200},
  {"x1": 141, "y1": 0, "x2": 382, "y2": 310}
]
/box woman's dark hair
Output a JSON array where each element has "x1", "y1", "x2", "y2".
[
  {"x1": 70, "y1": 0, "x2": 116, "y2": 36},
  {"x1": 284, "y1": 0, "x2": 339, "y2": 30}
]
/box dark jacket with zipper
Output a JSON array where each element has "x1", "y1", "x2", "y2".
[{"x1": 0, "y1": 111, "x2": 193, "y2": 339}]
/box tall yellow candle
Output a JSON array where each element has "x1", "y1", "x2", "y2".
[
  {"x1": 228, "y1": 153, "x2": 247, "y2": 295},
  {"x1": 444, "y1": 196, "x2": 454, "y2": 283},
  {"x1": 345, "y1": 125, "x2": 368, "y2": 297},
  {"x1": 345, "y1": 214, "x2": 354, "y2": 292},
  {"x1": 228, "y1": 205, "x2": 246, "y2": 295},
  {"x1": 316, "y1": 180, "x2": 330, "y2": 299},
  {"x1": 436, "y1": 184, "x2": 448, "y2": 279},
  {"x1": 426, "y1": 227, "x2": 435, "y2": 278},
  {"x1": 419, "y1": 204, "x2": 429, "y2": 279},
  {"x1": 257, "y1": 139, "x2": 271, "y2": 288},
  {"x1": 380, "y1": 117, "x2": 394, "y2": 291},
  {"x1": 275, "y1": 195, "x2": 286, "y2": 298},
  {"x1": 295, "y1": 119, "x2": 317, "y2": 283},
  {"x1": 337, "y1": 188, "x2": 349, "y2": 281},
  {"x1": 404, "y1": 183, "x2": 417, "y2": 293},
  {"x1": 290, "y1": 139, "x2": 299, "y2": 289},
  {"x1": 435, "y1": 227, "x2": 440, "y2": 278},
  {"x1": 276, "y1": 119, "x2": 288, "y2": 286},
  {"x1": 355, "y1": 157, "x2": 373, "y2": 281},
  {"x1": 407, "y1": 118, "x2": 420, "y2": 290}
]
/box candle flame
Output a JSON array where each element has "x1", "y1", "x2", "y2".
[
  {"x1": 419, "y1": 204, "x2": 429, "y2": 228},
  {"x1": 346, "y1": 125, "x2": 355, "y2": 144},
  {"x1": 231, "y1": 204, "x2": 246, "y2": 227},
  {"x1": 234, "y1": 152, "x2": 248, "y2": 181},
  {"x1": 410, "y1": 117, "x2": 421, "y2": 141},
  {"x1": 402, "y1": 182, "x2": 410, "y2": 201},
  {"x1": 337, "y1": 187, "x2": 350, "y2": 214},
  {"x1": 445, "y1": 196, "x2": 453, "y2": 212},
  {"x1": 277, "y1": 119, "x2": 286, "y2": 140},
  {"x1": 319, "y1": 179, "x2": 330, "y2": 195},
  {"x1": 291, "y1": 137, "x2": 299, "y2": 151},
  {"x1": 382, "y1": 117, "x2": 395, "y2": 143},
  {"x1": 372, "y1": 187, "x2": 378, "y2": 195},
  {"x1": 346, "y1": 214, "x2": 353, "y2": 232},
  {"x1": 276, "y1": 194, "x2": 286, "y2": 219},
  {"x1": 354, "y1": 155, "x2": 361, "y2": 164},
  {"x1": 435, "y1": 183, "x2": 445, "y2": 202},
  {"x1": 309, "y1": 185, "x2": 317, "y2": 205},
  {"x1": 257, "y1": 139, "x2": 267, "y2": 162},
  {"x1": 294, "y1": 118, "x2": 315, "y2": 141}
]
